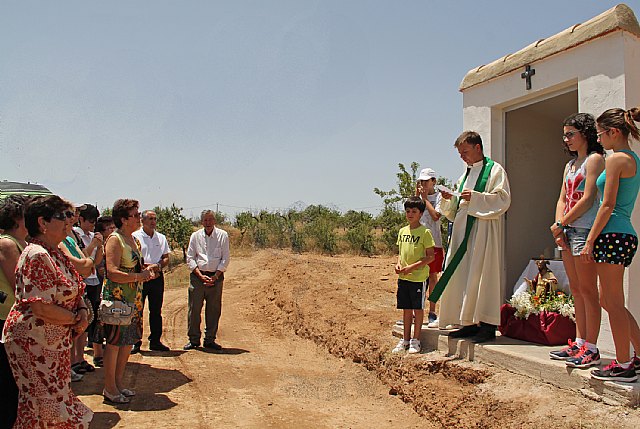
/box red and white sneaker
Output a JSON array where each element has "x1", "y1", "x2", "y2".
[
  {"x1": 549, "y1": 339, "x2": 580, "y2": 361},
  {"x1": 566, "y1": 346, "x2": 601, "y2": 369}
]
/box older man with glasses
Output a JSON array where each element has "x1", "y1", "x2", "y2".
[{"x1": 132, "y1": 210, "x2": 171, "y2": 352}]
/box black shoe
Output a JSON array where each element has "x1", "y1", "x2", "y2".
[
  {"x1": 150, "y1": 342, "x2": 170, "y2": 352},
  {"x1": 203, "y1": 341, "x2": 222, "y2": 350},
  {"x1": 80, "y1": 360, "x2": 95, "y2": 372},
  {"x1": 591, "y1": 361, "x2": 638, "y2": 382},
  {"x1": 449, "y1": 324, "x2": 480, "y2": 338},
  {"x1": 470, "y1": 323, "x2": 497, "y2": 343},
  {"x1": 131, "y1": 342, "x2": 141, "y2": 354},
  {"x1": 183, "y1": 342, "x2": 199, "y2": 350},
  {"x1": 71, "y1": 362, "x2": 87, "y2": 374}
]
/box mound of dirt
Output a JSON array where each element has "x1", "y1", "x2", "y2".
[{"x1": 254, "y1": 249, "x2": 640, "y2": 429}]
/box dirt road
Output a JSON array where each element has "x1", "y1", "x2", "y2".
[
  {"x1": 76, "y1": 253, "x2": 427, "y2": 428},
  {"x1": 76, "y1": 250, "x2": 640, "y2": 428}
]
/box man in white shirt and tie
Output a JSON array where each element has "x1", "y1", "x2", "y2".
[
  {"x1": 184, "y1": 210, "x2": 230, "y2": 350},
  {"x1": 132, "y1": 210, "x2": 171, "y2": 352}
]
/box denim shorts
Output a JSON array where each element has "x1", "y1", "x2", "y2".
[{"x1": 564, "y1": 227, "x2": 590, "y2": 257}]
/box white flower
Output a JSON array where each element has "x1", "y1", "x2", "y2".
[
  {"x1": 508, "y1": 291, "x2": 539, "y2": 320},
  {"x1": 508, "y1": 291, "x2": 575, "y2": 321}
]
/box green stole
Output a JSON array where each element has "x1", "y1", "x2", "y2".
[{"x1": 428, "y1": 157, "x2": 495, "y2": 303}]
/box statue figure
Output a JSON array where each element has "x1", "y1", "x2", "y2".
[{"x1": 524, "y1": 258, "x2": 558, "y2": 301}]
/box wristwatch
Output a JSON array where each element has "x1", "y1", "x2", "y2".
[{"x1": 555, "y1": 220, "x2": 564, "y2": 228}]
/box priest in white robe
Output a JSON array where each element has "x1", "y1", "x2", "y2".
[{"x1": 436, "y1": 131, "x2": 511, "y2": 343}]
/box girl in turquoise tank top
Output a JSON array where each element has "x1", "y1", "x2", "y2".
[{"x1": 583, "y1": 107, "x2": 640, "y2": 383}]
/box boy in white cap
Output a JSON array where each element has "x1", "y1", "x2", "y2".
[{"x1": 416, "y1": 168, "x2": 444, "y2": 327}]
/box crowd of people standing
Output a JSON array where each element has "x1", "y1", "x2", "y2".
[
  {"x1": 0, "y1": 106, "x2": 639, "y2": 428},
  {"x1": 0, "y1": 195, "x2": 229, "y2": 428}
]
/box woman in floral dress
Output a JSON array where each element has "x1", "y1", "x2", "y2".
[
  {"x1": 1, "y1": 195, "x2": 93, "y2": 428},
  {"x1": 101, "y1": 199, "x2": 156, "y2": 404}
]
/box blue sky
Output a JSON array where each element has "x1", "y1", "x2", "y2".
[{"x1": 1, "y1": 1, "x2": 638, "y2": 219}]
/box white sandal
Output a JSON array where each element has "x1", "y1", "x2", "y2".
[
  {"x1": 120, "y1": 388, "x2": 136, "y2": 397},
  {"x1": 103, "y1": 389, "x2": 130, "y2": 404}
]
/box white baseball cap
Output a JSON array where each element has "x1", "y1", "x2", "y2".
[{"x1": 418, "y1": 168, "x2": 437, "y2": 181}]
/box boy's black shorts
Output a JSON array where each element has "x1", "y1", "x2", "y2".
[{"x1": 396, "y1": 279, "x2": 427, "y2": 310}]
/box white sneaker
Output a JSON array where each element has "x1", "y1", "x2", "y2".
[
  {"x1": 408, "y1": 339, "x2": 421, "y2": 354},
  {"x1": 392, "y1": 339, "x2": 409, "y2": 353},
  {"x1": 427, "y1": 318, "x2": 439, "y2": 329},
  {"x1": 445, "y1": 324, "x2": 461, "y2": 330}
]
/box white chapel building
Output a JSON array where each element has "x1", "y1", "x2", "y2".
[{"x1": 459, "y1": 3, "x2": 640, "y2": 355}]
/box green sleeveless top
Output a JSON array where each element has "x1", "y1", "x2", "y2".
[
  {"x1": 596, "y1": 150, "x2": 640, "y2": 235},
  {"x1": 0, "y1": 234, "x2": 25, "y2": 320}
]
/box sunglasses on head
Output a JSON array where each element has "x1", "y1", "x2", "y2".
[{"x1": 51, "y1": 210, "x2": 74, "y2": 221}]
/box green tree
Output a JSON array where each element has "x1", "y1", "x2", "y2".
[
  {"x1": 374, "y1": 206, "x2": 406, "y2": 252},
  {"x1": 341, "y1": 210, "x2": 373, "y2": 230},
  {"x1": 373, "y1": 162, "x2": 455, "y2": 252},
  {"x1": 304, "y1": 217, "x2": 337, "y2": 255},
  {"x1": 301, "y1": 204, "x2": 341, "y2": 224},
  {"x1": 154, "y1": 204, "x2": 193, "y2": 261},
  {"x1": 234, "y1": 211, "x2": 256, "y2": 244},
  {"x1": 373, "y1": 162, "x2": 420, "y2": 209}
]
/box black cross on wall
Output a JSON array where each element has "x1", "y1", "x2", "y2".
[{"x1": 521, "y1": 65, "x2": 535, "y2": 90}]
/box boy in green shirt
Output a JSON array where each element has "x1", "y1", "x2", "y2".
[{"x1": 393, "y1": 196, "x2": 435, "y2": 354}]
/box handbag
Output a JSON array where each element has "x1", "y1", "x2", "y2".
[
  {"x1": 83, "y1": 295, "x2": 95, "y2": 325},
  {"x1": 98, "y1": 299, "x2": 134, "y2": 326}
]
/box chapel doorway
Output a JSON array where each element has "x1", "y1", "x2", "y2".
[{"x1": 504, "y1": 89, "x2": 578, "y2": 293}]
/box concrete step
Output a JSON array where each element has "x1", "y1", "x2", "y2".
[{"x1": 392, "y1": 324, "x2": 640, "y2": 406}]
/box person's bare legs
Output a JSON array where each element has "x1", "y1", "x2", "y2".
[
  {"x1": 93, "y1": 342, "x2": 103, "y2": 361},
  {"x1": 72, "y1": 333, "x2": 87, "y2": 365},
  {"x1": 413, "y1": 310, "x2": 424, "y2": 340},
  {"x1": 574, "y1": 258, "x2": 600, "y2": 345},
  {"x1": 103, "y1": 344, "x2": 119, "y2": 395},
  {"x1": 562, "y1": 252, "x2": 586, "y2": 341},
  {"x1": 115, "y1": 346, "x2": 132, "y2": 391},
  {"x1": 403, "y1": 310, "x2": 413, "y2": 340},
  {"x1": 626, "y1": 309, "x2": 640, "y2": 355},
  {"x1": 597, "y1": 263, "x2": 635, "y2": 362},
  {"x1": 428, "y1": 272, "x2": 439, "y2": 315}
]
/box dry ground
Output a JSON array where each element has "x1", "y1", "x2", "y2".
[{"x1": 75, "y1": 249, "x2": 640, "y2": 428}]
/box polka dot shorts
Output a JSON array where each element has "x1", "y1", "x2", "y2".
[{"x1": 593, "y1": 233, "x2": 638, "y2": 267}]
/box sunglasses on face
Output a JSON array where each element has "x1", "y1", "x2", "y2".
[
  {"x1": 51, "y1": 210, "x2": 75, "y2": 221},
  {"x1": 562, "y1": 130, "x2": 580, "y2": 141}
]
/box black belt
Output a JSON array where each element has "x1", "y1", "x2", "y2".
[{"x1": 200, "y1": 271, "x2": 218, "y2": 276}]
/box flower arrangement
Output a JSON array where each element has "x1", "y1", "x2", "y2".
[{"x1": 507, "y1": 290, "x2": 575, "y2": 322}]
